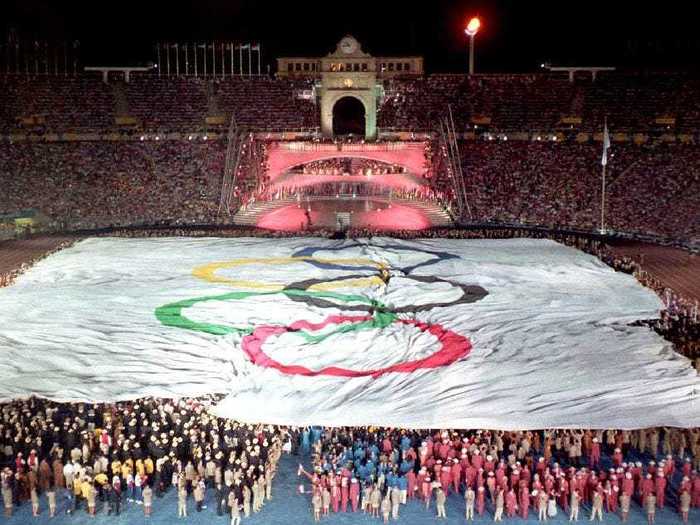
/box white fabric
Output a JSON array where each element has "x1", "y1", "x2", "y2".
[
  {"x1": 602, "y1": 123, "x2": 611, "y2": 166},
  {"x1": 0, "y1": 237, "x2": 697, "y2": 429}
]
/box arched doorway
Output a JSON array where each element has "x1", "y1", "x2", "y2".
[{"x1": 332, "y1": 97, "x2": 366, "y2": 136}]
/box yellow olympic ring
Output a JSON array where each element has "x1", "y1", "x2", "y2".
[{"x1": 192, "y1": 257, "x2": 389, "y2": 291}]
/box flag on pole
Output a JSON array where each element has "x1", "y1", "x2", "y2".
[
  {"x1": 238, "y1": 43, "x2": 251, "y2": 76},
  {"x1": 252, "y1": 43, "x2": 261, "y2": 75},
  {"x1": 601, "y1": 120, "x2": 611, "y2": 166}
]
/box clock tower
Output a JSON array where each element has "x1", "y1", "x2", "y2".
[
  {"x1": 317, "y1": 36, "x2": 379, "y2": 139},
  {"x1": 276, "y1": 36, "x2": 423, "y2": 139}
]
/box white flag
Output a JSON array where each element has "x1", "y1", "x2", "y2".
[
  {"x1": 0, "y1": 237, "x2": 697, "y2": 429},
  {"x1": 601, "y1": 122, "x2": 611, "y2": 166}
]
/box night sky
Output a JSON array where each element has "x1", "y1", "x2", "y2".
[{"x1": 3, "y1": 0, "x2": 699, "y2": 72}]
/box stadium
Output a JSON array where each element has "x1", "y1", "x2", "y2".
[{"x1": 0, "y1": 2, "x2": 699, "y2": 524}]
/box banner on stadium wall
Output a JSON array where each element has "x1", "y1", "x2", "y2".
[
  {"x1": 470, "y1": 116, "x2": 492, "y2": 125},
  {"x1": 17, "y1": 115, "x2": 46, "y2": 126},
  {"x1": 655, "y1": 116, "x2": 676, "y2": 126},
  {"x1": 205, "y1": 116, "x2": 226, "y2": 125},
  {"x1": 115, "y1": 116, "x2": 139, "y2": 126},
  {"x1": 296, "y1": 89, "x2": 314, "y2": 100},
  {"x1": 560, "y1": 116, "x2": 582, "y2": 125},
  {"x1": 0, "y1": 237, "x2": 697, "y2": 429}
]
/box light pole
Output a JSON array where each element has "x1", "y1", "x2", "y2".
[{"x1": 464, "y1": 17, "x2": 481, "y2": 75}]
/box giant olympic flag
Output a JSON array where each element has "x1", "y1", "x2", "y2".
[{"x1": 0, "y1": 237, "x2": 697, "y2": 429}]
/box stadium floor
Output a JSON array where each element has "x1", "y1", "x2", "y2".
[{"x1": 3, "y1": 453, "x2": 696, "y2": 525}]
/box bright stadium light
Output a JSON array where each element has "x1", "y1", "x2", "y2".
[
  {"x1": 465, "y1": 16, "x2": 481, "y2": 36},
  {"x1": 465, "y1": 16, "x2": 481, "y2": 75}
]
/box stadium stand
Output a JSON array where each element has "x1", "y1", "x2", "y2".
[{"x1": 1, "y1": 71, "x2": 699, "y2": 244}]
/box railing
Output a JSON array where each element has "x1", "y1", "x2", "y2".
[{"x1": 25, "y1": 220, "x2": 694, "y2": 253}]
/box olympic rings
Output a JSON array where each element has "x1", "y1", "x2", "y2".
[
  {"x1": 155, "y1": 287, "x2": 471, "y2": 378},
  {"x1": 156, "y1": 245, "x2": 487, "y2": 378}
]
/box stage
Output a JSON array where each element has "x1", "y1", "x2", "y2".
[{"x1": 233, "y1": 196, "x2": 452, "y2": 230}]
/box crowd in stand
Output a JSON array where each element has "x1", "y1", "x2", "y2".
[
  {"x1": 2, "y1": 138, "x2": 698, "y2": 243},
  {"x1": 378, "y1": 72, "x2": 700, "y2": 133},
  {"x1": 0, "y1": 140, "x2": 225, "y2": 230},
  {"x1": 0, "y1": 396, "x2": 284, "y2": 520},
  {"x1": 0, "y1": 75, "x2": 114, "y2": 135},
  {"x1": 0, "y1": 74, "x2": 318, "y2": 135},
  {"x1": 459, "y1": 142, "x2": 700, "y2": 243},
  {"x1": 0, "y1": 223, "x2": 14, "y2": 242},
  {"x1": 2, "y1": 72, "x2": 700, "y2": 136},
  {"x1": 297, "y1": 426, "x2": 700, "y2": 523}
]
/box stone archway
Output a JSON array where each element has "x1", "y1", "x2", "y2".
[
  {"x1": 320, "y1": 90, "x2": 377, "y2": 139},
  {"x1": 332, "y1": 96, "x2": 366, "y2": 136}
]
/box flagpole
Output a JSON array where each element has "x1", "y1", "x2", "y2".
[
  {"x1": 166, "y1": 43, "x2": 171, "y2": 76},
  {"x1": 184, "y1": 43, "x2": 189, "y2": 75},
  {"x1": 248, "y1": 44, "x2": 252, "y2": 76},
  {"x1": 600, "y1": 157, "x2": 607, "y2": 233},
  {"x1": 600, "y1": 117, "x2": 608, "y2": 233}
]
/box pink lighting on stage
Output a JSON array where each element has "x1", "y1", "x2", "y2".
[
  {"x1": 265, "y1": 141, "x2": 429, "y2": 181},
  {"x1": 255, "y1": 199, "x2": 430, "y2": 231},
  {"x1": 269, "y1": 173, "x2": 426, "y2": 191}
]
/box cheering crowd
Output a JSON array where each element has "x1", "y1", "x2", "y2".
[
  {"x1": 0, "y1": 396, "x2": 284, "y2": 521},
  {"x1": 296, "y1": 427, "x2": 700, "y2": 523}
]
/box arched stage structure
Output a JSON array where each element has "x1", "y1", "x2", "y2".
[{"x1": 265, "y1": 141, "x2": 429, "y2": 181}]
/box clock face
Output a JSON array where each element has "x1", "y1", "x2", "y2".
[{"x1": 339, "y1": 37, "x2": 357, "y2": 54}]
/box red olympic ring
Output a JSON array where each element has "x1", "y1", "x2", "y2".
[{"x1": 240, "y1": 314, "x2": 472, "y2": 378}]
